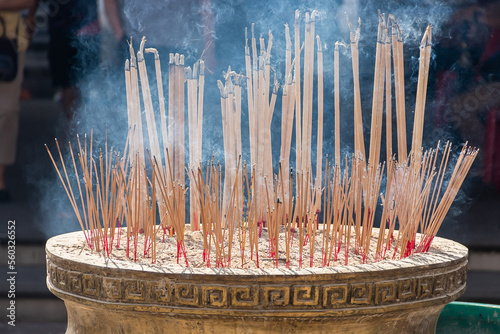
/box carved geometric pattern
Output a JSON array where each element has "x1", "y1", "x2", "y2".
[
  {"x1": 82, "y1": 274, "x2": 99, "y2": 297},
  {"x1": 175, "y1": 284, "x2": 199, "y2": 306},
  {"x1": 102, "y1": 278, "x2": 122, "y2": 300},
  {"x1": 375, "y1": 282, "x2": 397, "y2": 304},
  {"x1": 433, "y1": 275, "x2": 446, "y2": 295},
  {"x1": 231, "y1": 286, "x2": 259, "y2": 307},
  {"x1": 67, "y1": 271, "x2": 82, "y2": 293},
  {"x1": 350, "y1": 283, "x2": 373, "y2": 305},
  {"x1": 447, "y1": 267, "x2": 466, "y2": 293},
  {"x1": 322, "y1": 284, "x2": 348, "y2": 307},
  {"x1": 262, "y1": 286, "x2": 290, "y2": 307},
  {"x1": 56, "y1": 266, "x2": 67, "y2": 288},
  {"x1": 123, "y1": 279, "x2": 146, "y2": 301},
  {"x1": 417, "y1": 277, "x2": 433, "y2": 299},
  {"x1": 293, "y1": 285, "x2": 319, "y2": 306},
  {"x1": 398, "y1": 279, "x2": 416, "y2": 300},
  {"x1": 150, "y1": 281, "x2": 172, "y2": 304},
  {"x1": 46, "y1": 259, "x2": 467, "y2": 311},
  {"x1": 202, "y1": 285, "x2": 228, "y2": 307},
  {"x1": 48, "y1": 263, "x2": 57, "y2": 286}
]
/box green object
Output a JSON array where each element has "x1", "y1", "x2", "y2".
[{"x1": 436, "y1": 301, "x2": 500, "y2": 333}]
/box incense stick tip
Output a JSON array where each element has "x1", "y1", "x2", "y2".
[
  {"x1": 316, "y1": 35, "x2": 322, "y2": 51},
  {"x1": 199, "y1": 60, "x2": 205, "y2": 74},
  {"x1": 139, "y1": 36, "x2": 146, "y2": 54},
  {"x1": 145, "y1": 47, "x2": 159, "y2": 59},
  {"x1": 311, "y1": 10, "x2": 318, "y2": 21},
  {"x1": 136, "y1": 51, "x2": 144, "y2": 62}
]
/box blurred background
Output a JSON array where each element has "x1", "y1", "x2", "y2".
[{"x1": 1, "y1": 0, "x2": 499, "y2": 332}]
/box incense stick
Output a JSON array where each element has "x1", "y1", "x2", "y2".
[{"x1": 347, "y1": 17, "x2": 366, "y2": 161}]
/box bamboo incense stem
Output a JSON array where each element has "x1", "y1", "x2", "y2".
[
  {"x1": 173, "y1": 53, "x2": 180, "y2": 183},
  {"x1": 234, "y1": 75, "x2": 243, "y2": 217},
  {"x1": 124, "y1": 59, "x2": 138, "y2": 187},
  {"x1": 137, "y1": 41, "x2": 169, "y2": 229},
  {"x1": 128, "y1": 43, "x2": 145, "y2": 166},
  {"x1": 265, "y1": 30, "x2": 273, "y2": 106},
  {"x1": 251, "y1": 24, "x2": 259, "y2": 166},
  {"x1": 294, "y1": 10, "x2": 302, "y2": 173},
  {"x1": 137, "y1": 38, "x2": 162, "y2": 163},
  {"x1": 245, "y1": 28, "x2": 256, "y2": 167},
  {"x1": 197, "y1": 60, "x2": 205, "y2": 166},
  {"x1": 124, "y1": 60, "x2": 132, "y2": 132},
  {"x1": 392, "y1": 23, "x2": 407, "y2": 161},
  {"x1": 218, "y1": 80, "x2": 230, "y2": 215},
  {"x1": 264, "y1": 29, "x2": 276, "y2": 185},
  {"x1": 368, "y1": 14, "x2": 386, "y2": 167},
  {"x1": 281, "y1": 23, "x2": 294, "y2": 185},
  {"x1": 179, "y1": 55, "x2": 186, "y2": 187},
  {"x1": 348, "y1": 17, "x2": 366, "y2": 161},
  {"x1": 226, "y1": 72, "x2": 237, "y2": 203},
  {"x1": 308, "y1": 11, "x2": 317, "y2": 173},
  {"x1": 384, "y1": 24, "x2": 393, "y2": 163},
  {"x1": 302, "y1": 12, "x2": 313, "y2": 172},
  {"x1": 280, "y1": 77, "x2": 293, "y2": 189},
  {"x1": 266, "y1": 76, "x2": 278, "y2": 177},
  {"x1": 257, "y1": 55, "x2": 266, "y2": 213},
  {"x1": 412, "y1": 25, "x2": 432, "y2": 168},
  {"x1": 334, "y1": 42, "x2": 341, "y2": 166},
  {"x1": 172, "y1": 54, "x2": 186, "y2": 231},
  {"x1": 145, "y1": 48, "x2": 168, "y2": 164},
  {"x1": 168, "y1": 52, "x2": 175, "y2": 169},
  {"x1": 128, "y1": 42, "x2": 147, "y2": 230},
  {"x1": 186, "y1": 65, "x2": 197, "y2": 229},
  {"x1": 315, "y1": 35, "x2": 324, "y2": 192},
  {"x1": 285, "y1": 24, "x2": 292, "y2": 80},
  {"x1": 144, "y1": 47, "x2": 171, "y2": 227},
  {"x1": 173, "y1": 54, "x2": 181, "y2": 183}
]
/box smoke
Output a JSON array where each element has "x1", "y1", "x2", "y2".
[{"x1": 37, "y1": 0, "x2": 475, "y2": 237}]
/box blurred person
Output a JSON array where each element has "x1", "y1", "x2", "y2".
[
  {"x1": 48, "y1": 0, "x2": 100, "y2": 120},
  {"x1": 0, "y1": 0, "x2": 37, "y2": 202},
  {"x1": 434, "y1": 0, "x2": 500, "y2": 191}
]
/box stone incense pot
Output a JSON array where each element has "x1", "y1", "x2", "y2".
[{"x1": 46, "y1": 230, "x2": 467, "y2": 334}]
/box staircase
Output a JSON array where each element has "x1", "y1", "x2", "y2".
[{"x1": 0, "y1": 23, "x2": 67, "y2": 333}]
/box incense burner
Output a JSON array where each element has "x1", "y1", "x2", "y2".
[{"x1": 46, "y1": 229, "x2": 467, "y2": 334}]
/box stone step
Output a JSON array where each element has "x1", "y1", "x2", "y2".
[
  {"x1": 0, "y1": 266, "x2": 50, "y2": 296},
  {"x1": 0, "y1": 297, "x2": 67, "y2": 323},
  {"x1": 0, "y1": 321, "x2": 66, "y2": 334}
]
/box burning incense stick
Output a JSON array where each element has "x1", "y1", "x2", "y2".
[
  {"x1": 294, "y1": 10, "x2": 302, "y2": 173},
  {"x1": 347, "y1": 17, "x2": 366, "y2": 161},
  {"x1": 315, "y1": 35, "x2": 324, "y2": 194},
  {"x1": 137, "y1": 38, "x2": 161, "y2": 165},
  {"x1": 334, "y1": 42, "x2": 342, "y2": 166},
  {"x1": 368, "y1": 13, "x2": 386, "y2": 167},
  {"x1": 392, "y1": 21, "x2": 408, "y2": 161},
  {"x1": 384, "y1": 21, "x2": 393, "y2": 163},
  {"x1": 412, "y1": 25, "x2": 432, "y2": 168}
]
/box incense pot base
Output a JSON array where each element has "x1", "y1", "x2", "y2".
[{"x1": 46, "y1": 230, "x2": 467, "y2": 334}]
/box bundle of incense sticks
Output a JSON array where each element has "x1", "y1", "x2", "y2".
[{"x1": 47, "y1": 11, "x2": 478, "y2": 269}]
